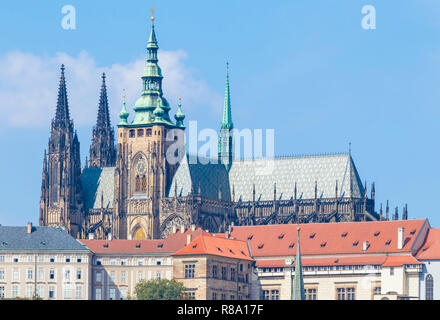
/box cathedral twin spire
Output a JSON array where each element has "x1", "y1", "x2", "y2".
[{"x1": 89, "y1": 73, "x2": 116, "y2": 168}]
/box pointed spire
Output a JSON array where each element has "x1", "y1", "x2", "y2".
[
  {"x1": 380, "y1": 203, "x2": 383, "y2": 221},
  {"x1": 292, "y1": 227, "x2": 305, "y2": 300},
  {"x1": 96, "y1": 73, "x2": 111, "y2": 130},
  {"x1": 54, "y1": 64, "x2": 71, "y2": 128},
  {"x1": 294, "y1": 182, "x2": 297, "y2": 200},
  {"x1": 335, "y1": 180, "x2": 338, "y2": 198},
  {"x1": 386, "y1": 200, "x2": 389, "y2": 221},
  {"x1": 221, "y1": 62, "x2": 233, "y2": 130}
]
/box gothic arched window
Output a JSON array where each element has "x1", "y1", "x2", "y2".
[
  {"x1": 426, "y1": 274, "x2": 434, "y2": 300},
  {"x1": 135, "y1": 175, "x2": 140, "y2": 192},
  {"x1": 141, "y1": 175, "x2": 147, "y2": 192}
]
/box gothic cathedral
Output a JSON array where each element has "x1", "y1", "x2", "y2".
[{"x1": 40, "y1": 16, "x2": 402, "y2": 241}]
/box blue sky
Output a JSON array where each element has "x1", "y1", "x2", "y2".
[{"x1": 0, "y1": 0, "x2": 439, "y2": 227}]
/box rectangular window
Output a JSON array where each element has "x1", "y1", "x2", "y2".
[
  {"x1": 38, "y1": 255, "x2": 44, "y2": 263},
  {"x1": 222, "y1": 267, "x2": 228, "y2": 280},
  {"x1": 0, "y1": 286, "x2": 4, "y2": 299},
  {"x1": 390, "y1": 267, "x2": 394, "y2": 276},
  {"x1": 121, "y1": 258, "x2": 127, "y2": 266},
  {"x1": 77, "y1": 270, "x2": 82, "y2": 280},
  {"x1": 65, "y1": 256, "x2": 71, "y2": 263},
  {"x1": 110, "y1": 258, "x2": 116, "y2": 265},
  {"x1": 50, "y1": 269, "x2": 55, "y2": 280},
  {"x1": 230, "y1": 268, "x2": 236, "y2": 281},
  {"x1": 96, "y1": 288, "x2": 102, "y2": 300},
  {"x1": 65, "y1": 270, "x2": 70, "y2": 280},
  {"x1": 138, "y1": 259, "x2": 143, "y2": 266},
  {"x1": 305, "y1": 288, "x2": 317, "y2": 300},
  {"x1": 156, "y1": 272, "x2": 161, "y2": 280},
  {"x1": 212, "y1": 292, "x2": 217, "y2": 300},
  {"x1": 64, "y1": 285, "x2": 71, "y2": 299},
  {"x1": 76, "y1": 285, "x2": 82, "y2": 299},
  {"x1": 110, "y1": 271, "x2": 116, "y2": 282},
  {"x1": 38, "y1": 285, "x2": 44, "y2": 298},
  {"x1": 12, "y1": 285, "x2": 19, "y2": 298},
  {"x1": 13, "y1": 269, "x2": 19, "y2": 281},
  {"x1": 26, "y1": 285, "x2": 33, "y2": 298},
  {"x1": 221, "y1": 293, "x2": 227, "y2": 300},
  {"x1": 49, "y1": 286, "x2": 55, "y2": 299},
  {"x1": 50, "y1": 256, "x2": 55, "y2": 263},
  {"x1": 96, "y1": 271, "x2": 102, "y2": 283},
  {"x1": 270, "y1": 290, "x2": 280, "y2": 300},
  {"x1": 38, "y1": 269, "x2": 44, "y2": 280},
  {"x1": 337, "y1": 287, "x2": 356, "y2": 300},
  {"x1": 77, "y1": 257, "x2": 82, "y2": 263},
  {"x1": 0, "y1": 256, "x2": 4, "y2": 263},
  {"x1": 109, "y1": 288, "x2": 116, "y2": 300},
  {"x1": 121, "y1": 271, "x2": 126, "y2": 282},
  {"x1": 27, "y1": 269, "x2": 33, "y2": 280},
  {"x1": 120, "y1": 288, "x2": 127, "y2": 300},
  {"x1": 0, "y1": 269, "x2": 4, "y2": 280},
  {"x1": 137, "y1": 271, "x2": 143, "y2": 281},
  {"x1": 13, "y1": 257, "x2": 18, "y2": 263},
  {"x1": 184, "y1": 264, "x2": 195, "y2": 279},
  {"x1": 212, "y1": 265, "x2": 218, "y2": 279}
]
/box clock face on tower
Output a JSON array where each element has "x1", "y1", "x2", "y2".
[{"x1": 136, "y1": 159, "x2": 146, "y2": 174}]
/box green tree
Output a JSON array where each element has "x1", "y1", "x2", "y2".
[{"x1": 134, "y1": 279, "x2": 187, "y2": 300}]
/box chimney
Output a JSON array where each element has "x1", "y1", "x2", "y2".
[
  {"x1": 180, "y1": 225, "x2": 185, "y2": 234},
  {"x1": 186, "y1": 234, "x2": 191, "y2": 246},
  {"x1": 363, "y1": 241, "x2": 369, "y2": 252},
  {"x1": 27, "y1": 222, "x2": 33, "y2": 234},
  {"x1": 397, "y1": 227, "x2": 404, "y2": 250},
  {"x1": 172, "y1": 225, "x2": 177, "y2": 234},
  {"x1": 88, "y1": 233, "x2": 94, "y2": 240},
  {"x1": 108, "y1": 233, "x2": 112, "y2": 241},
  {"x1": 191, "y1": 224, "x2": 196, "y2": 232}
]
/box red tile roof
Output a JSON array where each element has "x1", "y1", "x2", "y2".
[
  {"x1": 416, "y1": 228, "x2": 440, "y2": 260},
  {"x1": 256, "y1": 255, "x2": 388, "y2": 268},
  {"x1": 382, "y1": 255, "x2": 422, "y2": 267},
  {"x1": 229, "y1": 219, "x2": 428, "y2": 257},
  {"x1": 172, "y1": 235, "x2": 253, "y2": 261},
  {"x1": 81, "y1": 228, "x2": 209, "y2": 254}
]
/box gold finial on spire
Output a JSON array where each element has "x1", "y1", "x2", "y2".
[
  {"x1": 122, "y1": 88, "x2": 126, "y2": 99},
  {"x1": 150, "y1": 7, "x2": 155, "y2": 21}
]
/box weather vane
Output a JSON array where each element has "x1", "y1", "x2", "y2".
[{"x1": 150, "y1": 7, "x2": 155, "y2": 21}]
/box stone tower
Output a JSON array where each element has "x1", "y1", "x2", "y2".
[
  {"x1": 218, "y1": 63, "x2": 234, "y2": 170},
  {"x1": 113, "y1": 15, "x2": 185, "y2": 240},
  {"x1": 39, "y1": 65, "x2": 84, "y2": 238},
  {"x1": 89, "y1": 73, "x2": 117, "y2": 168}
]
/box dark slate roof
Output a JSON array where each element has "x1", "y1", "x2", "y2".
[
  {"x1": 81, "y1": 167, "x2": 115, "y2": 210},
  {"x1": 167, "y1": 155, "x2": 231, "y2": 201},
  {"x1": 168, "y1": 153, "x2": 365, "y2": 201},
  {"x1": 0, "y1": 226, "x2": 90, "y2": 252}
]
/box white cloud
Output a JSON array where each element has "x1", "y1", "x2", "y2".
[{"x1": 0, "y1": 50, "x2": 222, "y2": 128}]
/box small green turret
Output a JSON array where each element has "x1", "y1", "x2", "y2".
[
  {"x1": 119, "y1": 90, "x2": 129, "y2": 125},
  {"x1": 174, "y1": 97, "x2": 186, "y2": 128}
]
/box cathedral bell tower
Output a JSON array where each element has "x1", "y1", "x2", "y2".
[
  {"x1": 114, "y1": 12, "x2": 185, "y2": 240},
  {"x1": 40, "y1": 65, "x2": 84, "y2": 238}
]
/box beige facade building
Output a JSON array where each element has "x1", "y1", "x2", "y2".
[
  {"x1": 173, "y1": 235, "x2": 253, "y2": 300},
  {"x1": 0, "y1": 223, "x2": 92, "y2": 300},
  {"x1": 81, "y1": 226, "x2": 206, "y2": 299}
]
